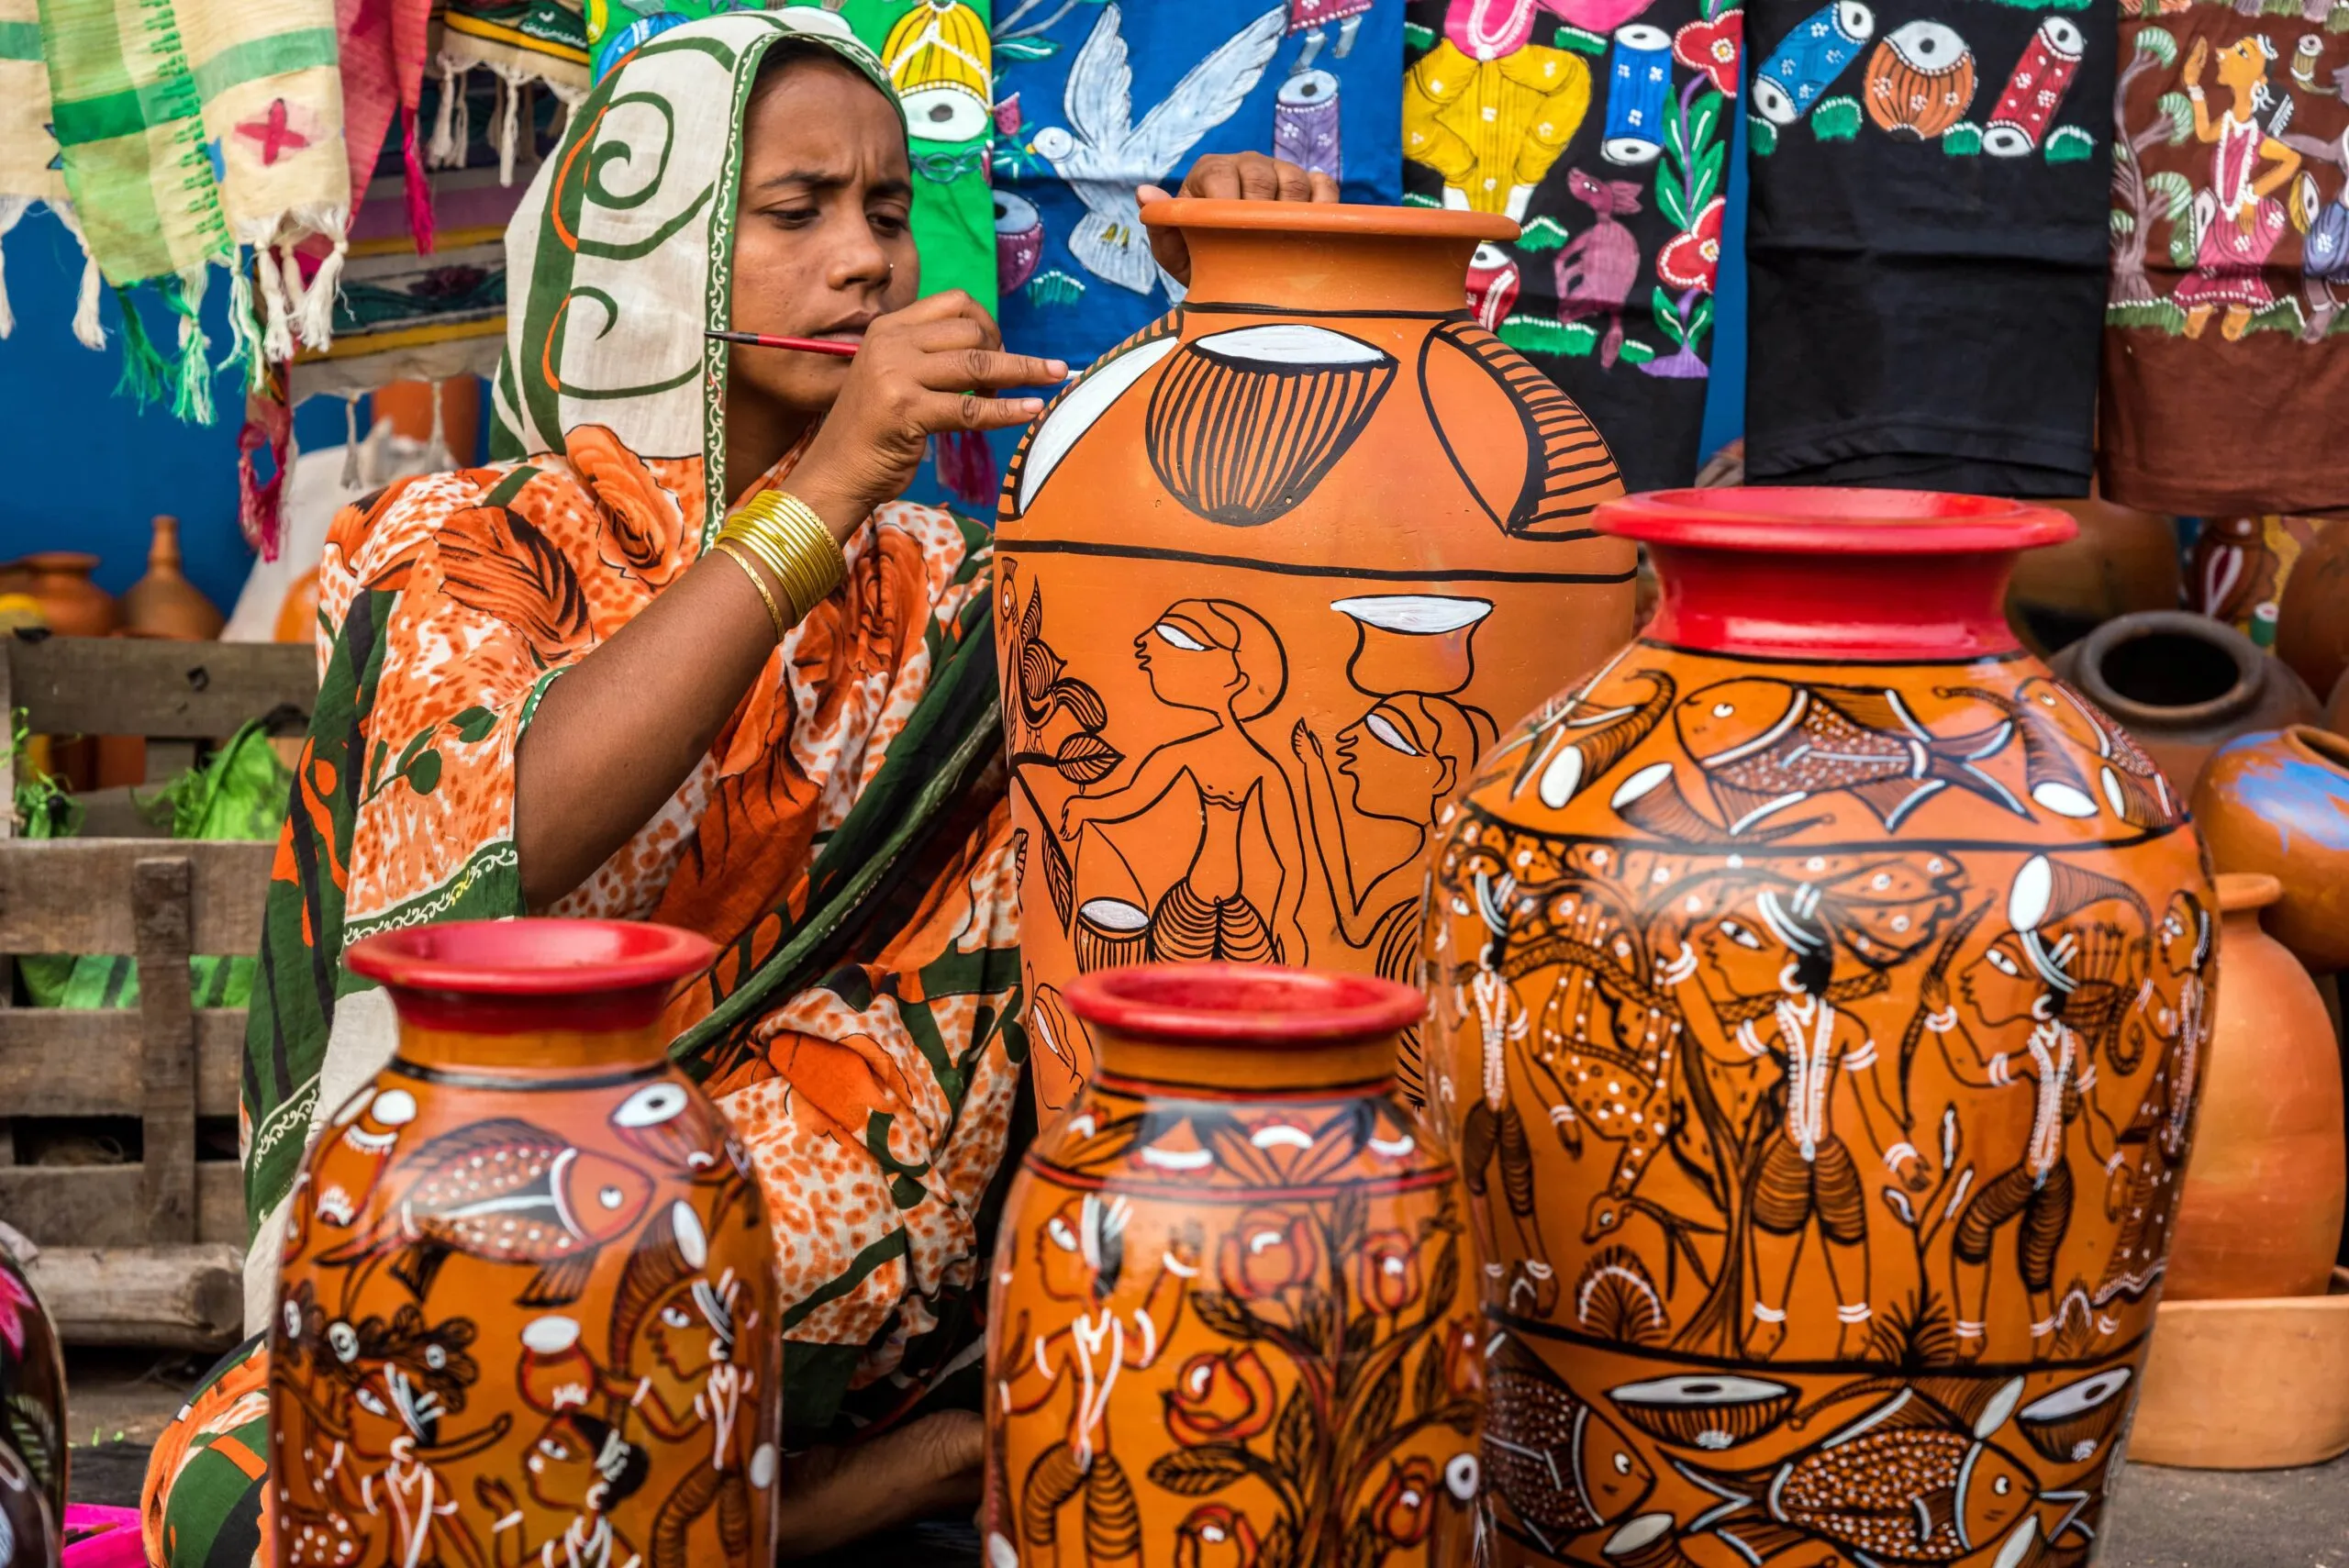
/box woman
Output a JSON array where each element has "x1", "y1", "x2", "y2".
[{"x1": 141, "y1": 12, "x2": 1337, "y2": 1561}]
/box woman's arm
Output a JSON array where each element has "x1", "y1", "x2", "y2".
[{"x1": 514, "y1": 293, "x2": 1063, "y2": 909}]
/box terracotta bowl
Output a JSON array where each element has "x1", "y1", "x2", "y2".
[{"x1": 2127, "y1": 1268, "x2": 2349, "y2": 1470}]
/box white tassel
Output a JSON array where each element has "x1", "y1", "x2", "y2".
[
  {"x1": 341, "y1": 396, "x2": 362, "y2": 490},
  {"x1": 359, "y1": 416, "x2": 387, "y2": 490},
  {"x1": 0, "y1": 196, "x2": 30, "y2": 339},
  {"x1": 254, "y1": 241, "x2": 297, "y2": 362},
  {"x1": 495, "y1": 67, "x2": 529, "y2": 185},
  {"x1": 423, "y1": 378, "x2": 454, "y2": 472},
  {"x1": 294, "y1": 207, "x2": 349, "y2": 352},
  {"x1": 51, "y1": 203, "x2": 106, "y2": 350},
  {"x1": 429, "y1": 56, "x2": 466, "y2": 167},
  {"x1": 225, "y1": 252, "x2": 265, "y2": 387}
]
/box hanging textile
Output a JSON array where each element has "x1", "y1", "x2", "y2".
[
  {"x1": 0, "y1": 0, "x2": 86, "y2": 342},
  {"x1": 37, "y1": 0, "x2": 351, "y2": 406},
  {"x1": 1402, "y1": 0, "x2": 1741, "y2": 492},
  {"x1": 2099, "y1": 6, "x2": 2349, "y2": 517},
  {"x1": 991, "y1": 0, "x2": 1406, "y2": 381},
  {"x1": 336, "y1": 0, "x2": 437, "y2": 250}
]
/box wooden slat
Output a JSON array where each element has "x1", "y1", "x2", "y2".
[
  {"x1": 0, "y1": 1009, "x2": 244, "y2": 1118},
  {"x1": 136, "y1": 858, "x2": 197, "y2": 1244},
  {"x1": 0, "y1": 1162, "x2": 243, "y2": 1247},
  {"x1": 7, "y1": 636, "x2": 314, "y2": 740},
  {"x1": 0, "y1": 839, "x2": 273, "y2": 953},
  {"x1": 25, "y1": 1243, "x2": 243, "y2": 1350}
]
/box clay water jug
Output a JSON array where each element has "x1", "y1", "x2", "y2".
[
  {"x1": 985, "y1": 964, "x2": 1482, "y2": 1568},
  {"x1": 1421, "y1": 488, "x2": 2214, "y2": 1568},
  {"x1": 15, "y1": 553, "x2": 117, "y2": 637},
  {"x1": 121, "y1": 516, "x2": 224, "y2": 640},
  {"x1": 2276, "y1": 521, "x2": 2349, "y2": 718},
  {"x1": 2051, "y1": 610, "x2": 2319, "y2": 795},
  {"x1": 269, "y1": 920, "x2": 782, "y2": 1568},
  {"x1": 2191, "y1": 725, "x2": 2349, "y2": 974},
  {"x1": 2163, "y1": 874, "x2": 2345, "y2": 1300},
  {"x1": 995, "y1": 198, "x2": 1637, "y2": 1115}
]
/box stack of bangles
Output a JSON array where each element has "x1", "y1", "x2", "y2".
[{"x1": 710, "y1": 491, "x2": 848, "y2": 641}]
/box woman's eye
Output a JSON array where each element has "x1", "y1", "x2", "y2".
[
  {"x1": 1720, "y1": 919, "x2": 1761, "y2": 951},
  {"x1": 1989, "y1": 951, "x2": 2019, "y2": 976},
  {"x1": 661, "y1": 1307, "x2": 692, "y2": 1329}
]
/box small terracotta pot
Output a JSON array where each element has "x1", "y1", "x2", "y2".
[
  {"x1": 0, "y1": 1241, "x2": 67, "y2": 1547},
  {"x1": 2128, "y1": 1270, "x2": 2349, "y2": 1471},
  {"x1": 2051, "y1": 610, "x2": 2320, "y2": 795},
  {"x1": 120, "y1": 516, "x2": 224, "y2": 640},
  {"x1": 2327, "y1": 668, "x2": 2348, "y2": 737},
  {"x1": 2006, "y1": 494, "x2": 2181, "y2": 656},
  {"x1": 985, "y1": 964, "x2": 1481, "y2": 1568},
  {"x1": 2191, "y1": 726, "x2": 2349, "y2": 974},
  {"x1": 2276, "y1": 521, "x2": 2349, "y2": 701},
  {"x1": 2164, "y1": 874, "x2": 2347, "y2": 1301},
  {"x1": 12, "y1": 552, "x2": 117, "y2": 637}
]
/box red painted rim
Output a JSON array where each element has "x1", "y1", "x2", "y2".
[
  {"x1": 1138, "y1": 197, "x2": 1516, "y2": 244},
  {"x1": 345, "y1": 918, "x2": 716, "y2": 997},
  {"x1": 1066, "y1": 963, "x2": 1426, "y2": 1046},
  {"x1": 1599, "y1": 487, "x2": 2076, "y2": 555}
]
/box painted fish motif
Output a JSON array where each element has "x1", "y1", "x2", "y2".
[
  {"x1": 317, "y1": 1118, "x2": 655, "y2": 1307},
  {"x1": 1683, "y1": 1385, "x2": 2040, "y2": 1564},
  {"x1": 1676, "y1": 678, "x2": 2025, "y2": 834},
  {"x1": 1485, "y1": 1351, "x2": 1655, "y2": 1542}
]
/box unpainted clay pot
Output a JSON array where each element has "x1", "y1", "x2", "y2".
[
  {"x1": 1422, "y1": 488, "x2": 2214, "y2": 1567},
  {"x1": 2005, "y1": 492, "x2": 2181, "y2": 656},
  {"x1": 2276, "y1": 519, "x2": 2349, "y2": 703},
  {"x1": 13, "y1": 552, "x2": 117, "y2": 637},
  {"x1": 270, "y1": 920, "x2": 783, "y2": 1568},
  {"x1": 985, "y1": 965, "x2": 1482, "y2": 1568},
  {"x1": 994, "y1": 198, "x2": 1636, "y2": 1116},
  {"x1": 2191, "y1": 725, "x2": 2349, "y2": 974},
  {"x1": 120, "y1": 516, "x2": 224, "y2": 640},
  {"x1": 274, "y1": 567, "x2": 322, "y2": 647},
  {"x1": 2051, "y1": 610, "x2": 2320, "y2": 796},
  {"x1": 2163, "y1": 873, "x2": 2347, "y2": 1301}
]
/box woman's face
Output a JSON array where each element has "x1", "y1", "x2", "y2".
[
  {"x1": 1135, "y1": 614, "x2": 1240, "y2": 713},
  {"x1": 524, "y1": 1418, "x2": 604, "y2": 1514},
  {"x1": 1960, "y1": 935, "x2": 2042, "y2": 1028},
  {"x1": 1340, "y1": 702, "x2": 1453, "y2": 824},
  {"x1": 1698, "y1": 902, "x2": 1790, "y2": 998},
  {"x1": 729, "y1": 54, "x2": 920, "y2": 416}
]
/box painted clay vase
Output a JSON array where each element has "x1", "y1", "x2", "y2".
[
  {"x1": 12, "y1": 553, "x2": 117, "y2": 637},
  {"x1": 1420, "y1": 488, "x2": 2216, "y2": 1567},
  {"x1": 2276, "y1": 519, "x2": 2349, "y2": 704},
  {"x1": 0, "y1": 1241, "x2": 65, "y2": 1555},
  {"x1": 269, "y1": 920, "x2": 782, "y2": 1568},
  {"x1": 985, "y1": 965, "x2": 1482, "y2": 1568},
  {"x1": 2187, "y1": 514, "x2": 2335, "y2": 648},
  {"x1": 2050, "y1": 610, "x2": 2319, "y2": 796},
  {"x1": 994, "y1": 198, "x2": 1637, "y2": 1115},
  {"x1": 121, "y1": 516, "x2": 226, "y2": 641},
  {"x1": 2162, "y1": 874, "x2": 2345, "y2": 1301},
  {"x1": 2190, "y1": 726, "x2": 2349, "y2": 974},
  {"x1": 2004, "y1": 492, "x2": 2180, "y2": 657}
]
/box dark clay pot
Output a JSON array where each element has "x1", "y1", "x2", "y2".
[{"x1": 2052, "y1": 611, "x2": 2321, "y2": 796}]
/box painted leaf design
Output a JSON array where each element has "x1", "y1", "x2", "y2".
[
  {"x1": 1052, "y1": 678, "x2": 1108, "y2": 732},
  {"x1": 1355, "y1": 1359, "x2": 1402, "y2": 1447},
  {"x1": 437, "y1": 506, "x2": 593, "y2": 664},
  {"x1": 1055, "y1": 731, "x2": 1123, "y2": 786},
  {"x1": 451, "y1": 706, "x2": 498, "y2": 744},
  {"x1": 1274, "y1": 1384, "x2": 1317, "y2": 1480},
  {"x1": 1041, "y1": 825, "x2": 1074, "y2": 929},
  {"x1": 1413, "y1": 1334, "x2": 1446, "y2": 1416},
  {"x1": 1147, "y1": 1447, "x2": 1252, "y2": 1495},
  {"x1": 1187, "y1": 1291, "x2": 1264, "y2": 1341}
]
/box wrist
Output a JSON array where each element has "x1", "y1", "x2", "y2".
[{"x1": 781, "y1": 459, "x2": 878, "y2": 544}]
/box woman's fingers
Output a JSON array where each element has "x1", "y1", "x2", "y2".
[
  {"x1": 927, "y1": 389, "x2": 1047, "y2": 431},
  {"x1": 912, "y1": 345, "x2": 1067, "y2": 391},
  {"x1": 1309, "y1": 169, "x2": 1341, "y2": 204},
  {"x1": 774, "y1": 1412, "x2": 986, "y2": 1559},
  {"x1": 1183, "y1": 152, "x2": 1322, "y2": 202}
]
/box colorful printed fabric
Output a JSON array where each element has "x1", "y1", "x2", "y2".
[
  {"x1": 440, "y1": 0, "x2": 591, "y2": 94},
  {"x1": 332, "y1": 0, "x2": 435, "y2": 248},
  {"x1": 139, "y1": 1338, "x2": 273, "y2": 1568},
  {"x1": 990, "y1": 0, "x2": 1405, "y2": 397},
  {"x1": 2099, "y1": 4, "x2": 2349, "y2": 516},
  {"x1": 1402, "y1": 0, "x2": 1739, "y2": 491},
  {"x1": 0, "y1": 0, "x2": 83, "y2": 341}
]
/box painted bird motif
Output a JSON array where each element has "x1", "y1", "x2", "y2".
[
  {"x1": 1682, "y1": 1384, "x2": 2042, "y2": 1565},
  {"x1": 1026, "y1": 4, "x2": 1286, "y2": 295},
  {"x1": 1675, "y1": 678, "x2": 2026, "y2": 835},
  {"x1": 1485, "y1": 1346, "x2": 1656, "y2": 1545},
  {"x1": 317, "y1": 1118, "x2": 655, "y2": 1307}
]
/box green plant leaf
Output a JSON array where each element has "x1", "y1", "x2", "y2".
[
  {"x1": 451, "y1": 706, "x2": 498, "y2": 744},
  {"x1": 2136, "y1": 26, "x2": 2177, "y2": 66},
  {"x1": 2045, "y1": 126, "x2": 2097, "y2": 164},
  {"x1": 1619, "y1": 338, "x2": 1658, "y2": 365},
  {"x1": 1653, "y1": 285, "x2": 1687, "y2": 345},
  {"x1": 2155, "y1": 92, "x2": 2194, "y2": 146},
  {"x1": 1515, "y1": 215, "x2": 1571, "y2": 252},
  {"x1": 1812, "y1": 96, "x2": 1862, "y2": 141},
  {"x1": 404, "y1": 751, "x2": 442, "y2": 796},
  {"x1": 1749, "y1": 116, "x2": 1780, "y2": 157},
  {"x1": 2110, "y1": 207, "x2": 2136, "y2": 239},
  {"x1": 1689, "y1": 295, "x2": 1715, "y2": 343},
  {"x1": 1659, "y1": 174, "x2": 1690, "y2": 232},
  {"x1": 1691, "y1": 142, "x2": 1726, "y2": 209},
  {"x1": 1687, "y1": 90, "x2": 1723, "y2": 156},
  {"x1": 1943, "y1": 122, "x2": 1983, "y2": 157}
]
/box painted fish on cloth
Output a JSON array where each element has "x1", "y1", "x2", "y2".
[
  {"x1": 1680, "y1": 1382, "x2": 2042, "y2": 1564},
  {"x1": 1675, "y1": 678, "x2": 2025, "y2": 834},
  {"x1": 317, "y1": 1118, "x2": 655, "y2": 1307},
  {"x1": 1485, "y1": 1342, "x2": 1656, "y2": 1546}
]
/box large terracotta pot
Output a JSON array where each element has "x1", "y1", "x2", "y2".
[
  {"x1": 2162, "y1": 874, "x2": 2345, "y2": 1301},
  {"x1": 995, "y1": 198, "x2": 1637, "y2": 1115},
  {"x1": 2005, "y1": 492, "x2": 2180, "y2": 657},
  {"x1": 2051, "y1": 610, "x2": 2319, "y2": 796},
  {"x1": 13, "y1": 552, "x2": 117, "y2": 637},
  {"x1": 2190, "y1": 725, "x2": 2349, "y2": 975},
  {"x1": 270, "y1": 921, "x2": 782, "y2": 1568},
  {"x1": 985, "y1": 966, "x2": 1482, "y2": 1568},
  {"x1": 2276, "y1": 519, "x2": 2349, "y2": 703},
  {"x1": 0, "y1": 1241, "x2": 65, "y2": 1561},
  {"x1": 1421, "y1": 489, "x2": 2216, "y2": 1567},
  {"x1": 120, "y1": 516, "x2": 225, "y2": 640},
  {"x1": 2327, "y1": 669, "x2": 2348, "y2": 738}
]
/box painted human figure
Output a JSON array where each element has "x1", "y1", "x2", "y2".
[
  {"x1": 2174, "y1": 35, "x2": 2302, "y2": 341},
  {"x1": 475, "y1": 1413, "x2": 651, "y2": 1568},
  {"x1": 2095, "y1": 891, "x2": 2211, "y2": 1325},
  {"x1": 1926, "y1": 856, "x2": 2137, "y2": 1359},
  {"x1": 1661, "y1": 873, "x2": 1930, "y2": 1362},
  {"x1": 343, "y1": 1363, "x2": 505, "y2": 1568},
  {"x1": 1287, "y1": 0, "x2": 1371, "y2": 72},
  {"x1": 1061, "y1": 600, "x2": 1310, "y2": 968},
  {"x1": 995, "y1": 1195, "x2": 1200, "y2": 1567}
]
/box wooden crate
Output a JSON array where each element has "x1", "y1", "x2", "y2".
[{"x1": 0, "y1": 634, "x2": 315, "y2": 1347}]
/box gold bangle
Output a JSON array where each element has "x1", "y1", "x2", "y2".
[
  {"x1": 712, "y1": 539, "x2": 787, "y2": 644},
  {"x1": 720, "y1": 490, "x2": 846, "y2": 623}
]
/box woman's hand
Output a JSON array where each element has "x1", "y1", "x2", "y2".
[
  {"x1": 787, "y1": 291, "x2": 1066, "y2": 537},
  {"x1": 1142, "y1": 152, "x2": 1341, "y2": 288},
  {"x1": 775, "y1": 1410, "x2": 985, "y2": 1558}
]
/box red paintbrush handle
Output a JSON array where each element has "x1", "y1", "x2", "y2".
[{"x1": 705, "y1": 328, "x2": 859, "y2": 358}]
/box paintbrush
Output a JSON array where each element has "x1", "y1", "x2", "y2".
[{"x1": 705, "y1": 328, "x2": 860, "y2": 358}]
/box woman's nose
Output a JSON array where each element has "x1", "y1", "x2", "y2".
[{"x1": 828, "y1": 220, "x2": 894, "y2": 292}]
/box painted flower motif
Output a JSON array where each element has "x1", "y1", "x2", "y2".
[
  {"x1": 1657, "y1": 195, "x2": 1728, "y2": 292},
  {"x1": 1442, "y1": 1314, "x2": 1484, "y2": 1401},
  {"x1": 1174, "y1": 1504, "x2": 1261, "y2": 1568},
  {"x1": 1219, "y1": 1207, "x2": 1321, "y2": 1299},
  {"x1": 573, "y1": 422, "x2": 690, "y2": 590},
  {"x1": 0, "y1": 1264, "x2": 29, "y2": 1358},
  {"x1": 1674, "y1": 10, "x2": 1744, "y2": 97},
  {"x1": 1165, "y1": 1349, "x2": 1279, "y2": 1445},
  {"x1": 1372, "y1": 1456, "x2": 1441, "y2": 1547},
  {"x1": 1356, "y1": 1231, "x2": 1421, "y2": 1315}
]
